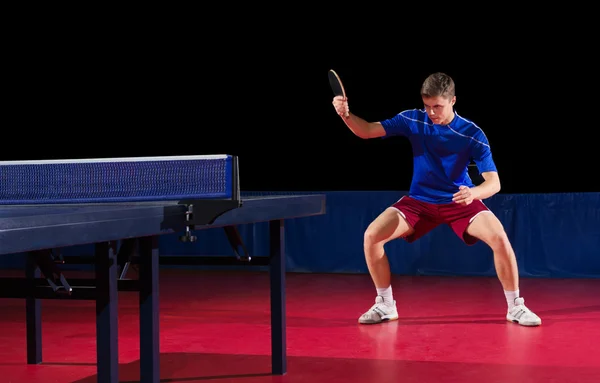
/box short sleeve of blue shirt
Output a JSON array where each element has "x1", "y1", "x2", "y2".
[
  {"x1": 470, "y1": 132, "x2": 497, "y2": 174},
  {"x1": 380, "y1": 111, "x2": 414, "y2": 138}
]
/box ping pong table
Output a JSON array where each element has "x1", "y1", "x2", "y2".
[{"x1": 0, "y1": 154, "x2": 326, "y2": 383}]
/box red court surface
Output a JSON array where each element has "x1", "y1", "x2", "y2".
[{"x1": 0, "y1": 269, "x2": 599, "y2": 383}]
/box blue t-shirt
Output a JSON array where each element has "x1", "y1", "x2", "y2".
[{"x1": 380, "y1": 108, "x2": 497, "y2": 204}]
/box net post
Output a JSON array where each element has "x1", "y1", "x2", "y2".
[{"x1": 232, "y1": 155, "x2": 240, "y2": 202}]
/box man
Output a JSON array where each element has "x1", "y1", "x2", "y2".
[{"x1": 331, "y1": 72, "x2": 541, "y2": 327}]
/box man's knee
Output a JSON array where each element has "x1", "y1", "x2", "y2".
[
  {"x1": 363, "y1": 226, "x2": 389, "y2": 262},
  {"x1": 467, "y1": 213, "x2": 511, "y2": 250},
  {"x1": 363, "y1": 225, "x2": 382, "y2": 248},
  {"x1": 482, "y1": 229, "x2": 511, "y2": 253},
  {"x1": 363, "y1": 208, "x2": 413, "y2": 251}
]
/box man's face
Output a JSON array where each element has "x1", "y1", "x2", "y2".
[{"x1": 422, "y1": 95, "x2": 455, "y2": 125}]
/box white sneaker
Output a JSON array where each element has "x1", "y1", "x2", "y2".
[
  {"x1": 506, "y1": 297, "x2": 542, "y2": 326},
  {"x1": 358, "y1": 296, "x2": 398, "y2": 324}
]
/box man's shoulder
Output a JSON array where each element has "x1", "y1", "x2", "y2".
[
  {"x1": 452, "y1": 113, "x2": 488, "y2": 140},
  {"x1": 399, "y1": 108, "x2": 428, "y2": 122},
  {"x1": 452, "y1": 112, "x2": 479, "y2": 130},
  {"x1": 381, "y1": 108, "x2": 428, "y2": 135}
]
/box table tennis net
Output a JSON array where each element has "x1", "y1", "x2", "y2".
[{"x1": 0, "y1": 155, "x2": 236, "y2": 205}]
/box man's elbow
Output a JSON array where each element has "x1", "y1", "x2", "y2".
[
  {"x1": 356, "y1": 123, "x2": 385, "y2": 139},
  {"x1": 354, "y1": 131, "x2": 371, "y2": 139},
  {"x1": 493, "y1": 180, "x2": 501, "y2": 195},
  {"x1": 490, "y1": 177, "x2": 501, "y2": 195},
  {"x1": 482, "y1": 171, "x2": 501, "y2": 194},
  {"x1": 492, "y1": 173, "x2": 501, "y2": 191}
]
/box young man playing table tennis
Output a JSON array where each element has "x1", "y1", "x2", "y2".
[{"x1": 331, "y1": 72, "x2": 541, "y2": 327}]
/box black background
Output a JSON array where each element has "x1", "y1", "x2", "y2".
[{"x1": 6, "y1": 16, "x2": 597, "y2": 194}]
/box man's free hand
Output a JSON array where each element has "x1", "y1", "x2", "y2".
[{"x1": 453, "y1": 185, "x2": 476, "y2": 206}]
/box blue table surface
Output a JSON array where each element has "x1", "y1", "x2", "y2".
[{"x1": 0, "y1": 194, "x2": 326, "y2": 255}]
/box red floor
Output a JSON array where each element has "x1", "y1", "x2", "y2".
[{"x1": 0, "y1": 269, "x2": 599, "y2": 382}]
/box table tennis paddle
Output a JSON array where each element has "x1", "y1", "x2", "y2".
[{"x1": 328, "y1": 69, "x2": 349, "y2": 117}]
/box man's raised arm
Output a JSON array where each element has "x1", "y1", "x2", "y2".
[{"x1": 332, "y1": 95, "x2": 386, "y2": 139}]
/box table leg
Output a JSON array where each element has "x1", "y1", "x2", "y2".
[
  {"x1": 269, "y1": 219, "x2": 286, "y2": 375},
  {"x1": 95, "y1": 241, "x2": 119, "y2": 383},
  {"x1": 139, "y1": 235, "x2": 160, "y2": 383},
  {"x1": 26, "y1": 252, "x2": 42, "y2": 364}
]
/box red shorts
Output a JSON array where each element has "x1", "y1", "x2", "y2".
[{"x1": 391, "y1": 195, "x2": 491, "y2": 245}]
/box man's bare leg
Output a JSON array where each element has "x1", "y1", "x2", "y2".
[
  {"x1": 358, "y1": 208, "x2": 413, "y2": 324},
  {"x1": 467, "y1": 212, "x2": 541, "y2": 326},
  {"x1": 466, "y1": 212, "x2": 518, "y2": 291},
  {"x1": 364, "y1": 208, "x2": 413, "y2": 288}
]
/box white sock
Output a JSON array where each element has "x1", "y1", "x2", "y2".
[
  {"x1": 376, "y1": 285, "x2": 394, "y2": 306},
  {"x1": 504, "y1": 289, "x2": 520, "y2": 309}
]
